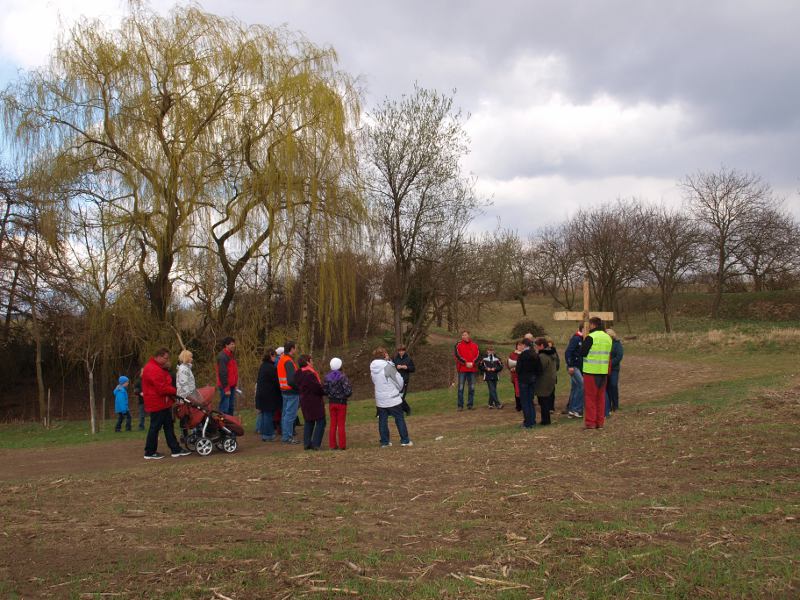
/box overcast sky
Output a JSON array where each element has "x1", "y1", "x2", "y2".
[{"x1": 1, "y1": 0, "x2": 798, "y2": 232}]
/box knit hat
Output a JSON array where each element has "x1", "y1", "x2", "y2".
[
  {"x1": 118, "y1": 376, "x2": 129, "y2": 384},
  {"x1": 276, "y1": 347, "x2": 284, "y2": 356},
  {"x1": 329, "y1": 357, "x2": 342, "y2": 371}
]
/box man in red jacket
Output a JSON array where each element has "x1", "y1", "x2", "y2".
[
  {"x1": 143, "y1": 347, "x2": 190, "y2": 460},
  {"x1": 216, "y1": 336, "x2": 239, "y2": 415},
  {"x1": 454, "y1": 330, "x2": 480, "y2": 411}
]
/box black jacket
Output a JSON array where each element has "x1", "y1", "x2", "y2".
[
  {"x1": 255, "y1": 360, "x2": 282, "y2": 412},
  {"x1": 392, "y1": 353, "x2": 416, "y2": 383},
  {"x1": 478, "y1": 353, "x2": 504, "y2": 382},
  {"x1": 515, "y1": 347, "x2": 541, "y2": 385}
]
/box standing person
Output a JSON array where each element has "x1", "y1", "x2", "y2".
[
  {"x1": 508, "y1": 340, "x2": 524, "y2": 412},
  {"x1": 133, "y1": 369, "x2": 145, "y2": 430},
  {"x1": 544, "y1": 337, "x2": 560, "y2": 415},
  {"x1": 454, "y1": 330, "x2": 480, "y2": 411},
  {"x1": 478, "y1": 346, "x2": 504, "y2": 409},
  {"x1": 370, "y1": 347, "x2": 413, "y2": 447},
  {"x1": 114, "y1": 376, "x2": 131, "y2": 432},
  {"x1": 565, "y1": 324, "x2": 585, "y2": 418},
  {"x1": 534, "y1": 338, "x2": 557, "y2": 425},
  {"x1": 515, "y1": 338, "x2": 540, "y2": 429},
  {"x1": 392, "y1": 345, "x2": 416, "y2": 414},
  {"x1": 581, "y1": 317, "x2": 613, "y2": 430},
  {"x1": 277, "y1": 341, "x2": 301, "y2": 444},
  {"x1": 324, "y1": 357, "x2": 352, "y2": 450},
  {"x1": 216, "y1": 337, "x2": 239, "y2": 415},
  {"x1": 142, "y1": 348, "x2": 190, "y2": 459},
  {"x1": 295, "y1": 355, "x2": 326, "y2": 451},
  {"x1": 606, "y1": 329, "x2": 624, "y2": 414},
  {"x1": 175, "y1": 350, "x2": 196, "y2": 399},
  {"x1": 255, "y1": 348, "x2": 282, "y2": 442}
]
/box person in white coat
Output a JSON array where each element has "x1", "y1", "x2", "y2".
[
  {"x1": 370, "y1": 347, "x2": 413, "y2": 448},
  {"x1": 176, "y1": 350, "x2": 197, "y2": 399}
]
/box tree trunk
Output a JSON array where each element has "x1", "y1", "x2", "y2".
[
  {"x1": 518, "y1": 296, "x2": 527, "y2": 316},
  {"x1": 86, "y1": 359, "x2": 98, "y2": 434},
  {"x1": 660, "y1": 291, "x2": 672, "y2": 333},
  {"x1": 32, "y1": 312, "x2": 47, "y2": 427},
  {"x1": 393, "y1": 297, "x2": 404, "y2": 347}
]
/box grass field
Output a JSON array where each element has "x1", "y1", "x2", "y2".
[{"x1": 0, "y1": 300, "x2": 798, "y2": 599}]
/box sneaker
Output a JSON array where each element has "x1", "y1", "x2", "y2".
[
  {"x1": 282, "y1": 438, "x2": 300, "y2": 445},
  {"x1": 568, "y1": 411, "x2": 578, "y2": 418},
  {"x1": 467, "y1": 406, "x2": 474, "y2": 410},
  {"x1": 261, "y1": 436, "x2": 276, "y2": 442},
  {"x1": 171, "y1": 449, "x2": 191, "y2": 457},
  {"x1": 401, "y1": 441, "x2": 414, "y2": 447},
  {"x1": 144, "y1": 453, "x2": 164, "y2": 460},
  {"x1": 497, "y1": 403, "x2": 504, "y2": 409},
  {"x1": 380, "y1": 442, "x2": 393, "y2": 448},
  {"x1": 488, "y1": 405, "x2": 495, "y2": 409}
]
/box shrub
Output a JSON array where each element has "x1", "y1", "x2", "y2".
[{"x1": 510, "y1": 319, "x2": 547, "y2": 340}]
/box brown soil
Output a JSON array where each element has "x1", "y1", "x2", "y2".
[{"x1": 1, "y1": 354, "x2": 797, "y2": 599}]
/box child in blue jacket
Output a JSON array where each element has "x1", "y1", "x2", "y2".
[{"x1": 114, "y1": 376, "x2": 131, "y2": 432}]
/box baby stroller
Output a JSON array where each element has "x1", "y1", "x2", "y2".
[{"x1": 174, "y1": 386, "x2": 245, "y2": 456}]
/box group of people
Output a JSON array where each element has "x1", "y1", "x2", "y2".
[
  {"x1": 117, "y1": 321, "x2": 623, "y2": 458},
  {"x1": 454, "y1": 323, "x2": 623, "y2": 431}
]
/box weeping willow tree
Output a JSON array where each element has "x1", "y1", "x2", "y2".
[{"x1": 2, "y1": 2, "x2": 363, "y2": 330}]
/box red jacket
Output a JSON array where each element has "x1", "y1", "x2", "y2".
[
  {"x1": 215, "y1": 348, "x2": 239, "y2": 392},
  {"x1": 454, "y1": 339, "x2": 480, "y2": 373},
  {"x1": 142, "y1": 357, "x2": 177, "y2": 413}
]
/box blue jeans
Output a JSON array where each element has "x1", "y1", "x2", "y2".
[
  {"x1": 258, "y1": 410, "x2": 276, "y2": 440},
  {"x1": 281, "y1": 393, "x2": 300, "y2": 442},
  {"x1": 457, "y1": 372, "x2": 476, "y2": 408},
  {"x1": 486, "y1": 380, "x2": 500, "y2": 406},
  {"x1": 518, "y1": 381, "x2": 536, "y2": 428},
  {"x1": 219, "y1": 389, "x2": 236, "y2": 415},
  {"x1": 567, "y1": 368, "x2": 584, "y2": 415},
  {"x1": 378, "y1": 404, "x2": 410, "y2": 445},
  {"x1": 303, "y1": 418, "x2": 326, "y2": 449}
]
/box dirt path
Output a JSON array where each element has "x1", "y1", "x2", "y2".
[{"x1": 0, "y1": 354, "x2": 718, "y2": 482}]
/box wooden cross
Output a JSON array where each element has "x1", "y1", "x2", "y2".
[{"x1": 553, "y1": 276, "x2": 614, "y2": 335}]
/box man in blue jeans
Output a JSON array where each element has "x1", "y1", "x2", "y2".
[
  {"x1": 216, "y1": 337, "x2": 238, "y2": 415},
  {"x1": 276, "y1": 341, "x2": 301, "y2": 444},
  {"x1": 564, "y1": 324, "x2": 584, "y2": 418}
]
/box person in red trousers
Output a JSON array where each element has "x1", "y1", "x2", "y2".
[
  {"x1": 323, "y1": 357, "x2": 352, "y2": 450},
  {"x1": 580, "y1": 317, "x2": 613, "y2": 430}
]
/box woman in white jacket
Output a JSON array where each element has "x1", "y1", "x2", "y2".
[
  {"x1": 370, "y1": 347, "x2": 413, "y2": 448},
  {"x1": 176, "y1": 349, "x2": 197, "y2": 399}
]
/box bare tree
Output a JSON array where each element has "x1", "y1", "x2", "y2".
[
  {"x1": 530, "y1": 224, "x2": 582, "y2": 310},
  {"x1": 637, "y1": 205, "x2": 702, "y2": 332},
  {"x1": 363, "y1": 85, "x2": 477, "y2": 346},
  {"x1": 570, "y1": 200, "x2": 645, "y2": 312},
  {"x1": 733, "y1": 205, "x2": 800, "y2": 291},
  {"x1": 681, "y1": 168, "x2": 772, "y2": 318}
]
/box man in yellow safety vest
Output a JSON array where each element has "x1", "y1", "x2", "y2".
[{"x1": 580, "y1": 317, "x2": 613, "y2": 429}]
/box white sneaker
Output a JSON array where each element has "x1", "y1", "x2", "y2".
[
  {"x1": 380, "y1": 442, "x2": 392, "y2": 448},
  {"x1": 401, "y1": 441, "x2": 414, "y2": 447}
]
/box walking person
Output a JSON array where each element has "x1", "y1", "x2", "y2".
[
  {"x1": 581, "y1": 317, "x2": 613, "y2": 430},
  {"x1": 142, "y1": 348, "x2": 190, "y2": 459},
  {"x1": 565, "y1": 324, "x2": 585, "y2": 418},
  {"x1": 370, "y1": 347, "x2": 413, "y2": 447},
  {"x1": 324, "y1": 358, "x2": 352, "y2": 450},
  {"x1": 605, "y1": 329, "x2": 624, "y2": 414},
  {"x1": 277, "y1": 341, "x2": 301, "y2": 444},
  {"x1": 515, "y1": 338, "x2": 540, "y2": 429},
  {"x1": 216, "y1": 337, "x2": 239, "y2": 415},
  {"x1": 392, "y1": 345, "x2": 415, "y2": 414},
  {"x1": 295, "y1": 355, "x2": 326, "y2": 451},
  {"x1": 534, "y1": 338, "x2": 557, "y2": 425},
  {"x1": 113, "y1": 376, "x2": 131, "y2": 432},
  {"x1": 508, "y1": 340, "x2": 524, "y2": 412},
  {"x1": 478, "y1": 346, "x2": 504, "y2": 408},
  {"x1": 255, "y1": 348, "x2": 282, "y2": 442},
  {"x1": 454, "y1": 330, "x2": 480, "y2": 411},
  {"x1": 175, "y1": 350, "x2": 196, "y2": 399}
]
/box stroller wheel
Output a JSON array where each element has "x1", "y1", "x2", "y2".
[
  {"x1": 185, "y1": 433, "x2": 198, "y2": 451},
  {"x1": 221, "y1": 437, "x2": 238, "y2": 453},
  {"x1": 195, "y1": 437, "x2": 213, "y2": 456}
]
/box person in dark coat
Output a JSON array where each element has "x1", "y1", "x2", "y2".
[
  {"x1": 255, "y1": 348, "x2": 282, "y2": 441},
  {"x1": 392, "y1": 345, "x2": 416, "y2": 414},
  {"x1": 605, "y1": 329, "x2": 624, "y2": 415},
  {"x1": 478, "y1": 345, "x2": 504, "y2": 409},
  {"x1": 295, "y1": 355, "x2": 326, "y2": 450},
  {"x1": 515, "y1": 338, "x2": 541, "y2": 429},
  {"x1": 534, "y1": 338, "x2": 557, "y2": 425}
]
